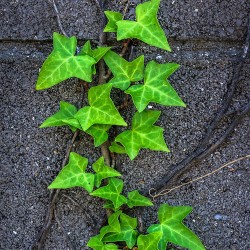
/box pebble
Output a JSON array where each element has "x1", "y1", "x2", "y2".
[{"x1": 214, "y1": 214, "x2": 228, "y2": 221}]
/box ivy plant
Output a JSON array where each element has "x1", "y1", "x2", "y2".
[{"x1": 36, "y1": 0, "x2": 205, "y2": 249}]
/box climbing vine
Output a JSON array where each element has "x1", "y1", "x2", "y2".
[{"x1": 35, "y1": 0, "x2": 205, "y2": 249}]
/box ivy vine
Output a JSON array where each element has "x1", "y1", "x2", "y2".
[{"x1": 35, "y1": 0, "x2": 206, "y2": 249}]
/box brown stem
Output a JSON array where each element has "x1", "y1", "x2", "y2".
[{"x1": 145, "y1": 19, "x2": 250, "y2": 196}]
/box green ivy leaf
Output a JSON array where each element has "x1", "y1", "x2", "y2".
[
  {"x1": 114, "y1": 0, "x2": 171, "y2": 51},
  {"x1": 104, "y1": 11, "x2": 123, "y2": 32},
  {"x1": 79, "y1": 41, "x2": 111, "y2": 74},
  {"x1": 109, "y1": 142, "x2": 126, "y2": 154},
  {"x1": 127, "y1": 190, "x2": 153, "y2": 208},
  {"x1": 147, "y1": 204, "x2": 205, "y2": 250},
  {"x1": 75, "y1": 83, "x2": 127, "y2": 131},
  {"x1": 62, "y1": 116, "x2": 111, "y2": 147},
  {"x1": 86, "y1": 124, "x2": 111, "y2": 147},
  {"x1": 48, "y1": 152, "x2": 95, "y2": 193},
  {"x1": 40, "y1": 101, "x2": 77, "y2": 130},
  {"x1": 137, "y1": 232, "x2": 162, "y2": 250},
  {"x1": 87, "y1": 235, "x2": 118, "y2": 250},
  {"x1": 79, "y1": 41, "x2": 111, "y2": 62},
  {"x1": 36, "y1": 32, "x2": 96, "y2": 90},
  {"x1": 103, "y1": 51, "x2": 144, "y2": 90},
  {"x1": 90, "y1": 178, "x2": 127, "y2": 210},
  {"x1": 92, "y1": 157, "x2": 121, "y2": 188},
  {"x1": 126, "y1": 61, "x2": 186, "y2": 112},
  {"x1": 103, "y1": 213, "x2": 138, "y2": 249},
  {"x1": 103, "y1": 200, "x2": 115, "y2": 211},
  {"x1": 114, "y1": 110, "x2": 169, "y2": 160}
]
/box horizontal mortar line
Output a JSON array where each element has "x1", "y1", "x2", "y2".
[{"x1": 0, "y1": 37, "x2": 245, "y2": 46}]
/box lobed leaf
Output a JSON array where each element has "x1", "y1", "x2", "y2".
[
  {"x1": 87, "y1": 235, "x2": 118, "y2": 250},
  {"x1": 103, "y1": 51, "x2": 144, "y2": 90},
  {"x1": 92, "y1": 157, "x2": 121, "y2": 188},
  {"x1": 127, "y1": 190, "x2": 153, "y2": 208},
  {"x1": 75, "y1": 83, "x2": 127, "y2": 131},
  {"x1": 90, "y1": 178, "x2": 127, "y2": 210},
  {"x1": 104, "y1": 0, "x2": 171, "y2": 51},
  {"x1": 86, "y1": 124, "x2": 111, "y2": 147},
  {"x1": 137, "y1": 232, "x2": 162, "y2": 250},
  {"x1": 36, "y1": 32, "x2": 96, "y2": 90},
  {"x1": 112, "y1": 110, "x2": 169, "y2": 160},
  {"x1": 62, "y1": 117, "x2": 111, "y2": 147},
  {"x1": 109, "y1": 142, "x2": 126, "y2": 154},
  {"x1": 126, "y1": 61, "x2": 186, "y2": 112},
  {"x1": 48, "y1": 152, "x2": 95, "y2": 192},
  {"x1": 103, "y1": 213, "x2": 138, "y2": 249},
  {"x1": 104, "y1": 11, "x2": 123, "y2": 32},
  {"x1": 40, "y1": 101, "x2": 77, "y2": 130},
  {"x1": 147, "y1": 204, "x2": 206, "y2": 250},
  {"x1": 79, "y1": 41, "x2": 111, "y2": 74}
]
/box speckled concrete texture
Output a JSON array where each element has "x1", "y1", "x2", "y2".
[{"x1": 1, "y1": 0, "x2": 249, "y2": 249}]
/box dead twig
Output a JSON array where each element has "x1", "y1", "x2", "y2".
[
  {"x1": 31, "y1": 131, "x2": 79, "y2": 250},
  {"x1": 150, "y1": 155, "x2": 250, "y2": 199},
  {"x1": 54, "y1": 208, "x2": 76, "y2": 250},
  {"x1": 147, "y1": 18, "x2": 250, "y2": 195},
  {"x1": 48, "y1": 0, "x2": 68, "y2": 37}
]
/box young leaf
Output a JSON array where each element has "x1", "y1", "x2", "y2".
[
  {"x1": 104, "y1": 11, "x2": 123, "y2": 32},
  {"x1": 87, "y1": 235, "x2": 118, "y2": 250},
  {"x1": 75, "y1": 83, "x2": 127, "y2": 131},
  {"x1": 79, "y1": 41, "x2": 111, "y2": 62},
  {"x1": 40, "y1": 101, "x2": 77, "y2": 129},
  {"x1": 103, "y1": 213, "x2": 138, "y2": 249},
  {"x1": 115, "y1": 0, "x2": 171, "y2": 51},
  {"x1": 103, "y1": 200, "x2": 115, "y2": 211},
  {"x1": 92, "y1": 157, "x2": 121, "y2": 188},
  {"x1": 103, "y1": 51, "x2": 144, "y2": 90},
  {"x1": 147, "y1": 204, "x2": 206, "y2": 250},
  {"x1": 48, "y1": 152, "x2": 95, "y2": 193},
  {"x1": 62, "y1": 117, "x2": 111, "y2": 147},
  {"x1": 114, "y1": 110, "x2": 169, "y2": 160},
  {"x1": 36, "y1": 32, "x2": 96, "y2": 90},
  {"x1": 90, "y1": 178, "x2": 127, "y2": 210},
  {"x1": 79, "y1": 41, "x2": 111, "y2": 74},
  {"x1": 126, "y1": 61, "x2": 186, "y2": 112},
  {"x1": 137, "y1": 232, "x2": 162, "y2": 250},
  {"x1": 86, "y1": 124, "x2": 111, "y2": 147},
  {"x1": 127, "y1": 190, "x2": 153, "y2": 208},
  {"x1": 109, "y1": 142, "x2": 126, "y2": 154}
]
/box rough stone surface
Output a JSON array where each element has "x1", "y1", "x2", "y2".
[{"x1": 1, "y1": 1, "x2": 249, "y2": 250}]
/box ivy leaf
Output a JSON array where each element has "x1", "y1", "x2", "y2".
[
  {"x1": 86, "y1": 124, "x2": 111, "y2": 147},
  {"x1": 103, "y1": 51, "x2": 144, "y2": 90},
  {"x1": 126, "y1": 61, "x2": 186, "y2": 112},
  {"x1": 104, "y1": 11, "x2": 123, "y2": 32},
  {"x1": 87, "y1": 235, "x2": 118, "y2": 250},
  {"x1": 103, "y1": 213, "x2": 138, "y2": 249},
  {"x1": 48, "y1": 152, "x2": 95, "y2": 193},
  {"x1": 36, "y1": 32, "x2": 96, "y2": 90},
  {"x1": 114, "y1": 110, "x2": 169, "y2": 160},
  {"x1": 147, "y1": 204, "x2": 206, "y2": 250},
  {"x1": 137, "y1": 232, "x2": 162, "y2": 250},
  {"x1": 40, "y1": 101, "x2": 77, "y2": 130},
  {"x1": 103, "y1": 200, "x2": 115, "y2": 211},
  {"x1": 75, "y1": 83, "x2": 127, "y2": 131},
  {"x1": 114, "y1": 0, "x2": 171, "y2": 51},
  {"x1": 62, "y1": 117, "x2": 82, "y2": 130},
  {"x1": 79, "y1": 41, "x2": 111, "y2": 62},
  {"x1": 92, "y1": 157, "x2": 121, "y2": 188},
  {"x1": 79, "y1": 41, "x2": 111, "y2": 74},
  {"x1": 62, "y1": 117, "x2": 111, "y2": 147},
  {"x1": 127, "y1": 190, "x2": 153, "y2": 208},
  {"x1": 109, "y1": 142, "x2": 126, "y2": 154},
  {"x1": 90, "y1": 178, "x2": 127, "y2": 210}
]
